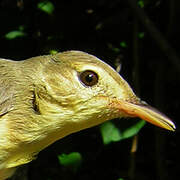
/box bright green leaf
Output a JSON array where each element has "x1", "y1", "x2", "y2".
[
  {"x1": 100, "y1": 119, "x2": 146, "y2": 145},
  {"x1": 100, "y1": 121, "x2": 121, "y2": 145},
  {"x1": 37, "y1": 1, "x2": 54, "y2": 15},
  {"x1": 58, "y1": 152, "x2": 82, "y2": 172},
  {"x1": 5, "y1": 30, "x2": 26, "y2": 40},
  {"x1": 121, "y1": 120, "x2": 146, "y2": 139}
]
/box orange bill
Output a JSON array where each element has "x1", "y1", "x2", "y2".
[{"x1": 111, "y1": 99, "x2": 176, "y2": 131}]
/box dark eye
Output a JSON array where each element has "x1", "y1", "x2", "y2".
[{"x1": 79, "y1": 70, "x2": 99, "y2": 87}]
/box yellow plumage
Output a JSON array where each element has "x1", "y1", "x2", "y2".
[{"x1": 0, "y1": 51, "x2": 175, "y2": 179}]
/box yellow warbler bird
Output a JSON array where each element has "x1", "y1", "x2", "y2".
[{"x1": 0, "y1": 51, "x2": 175, "y2": 179}]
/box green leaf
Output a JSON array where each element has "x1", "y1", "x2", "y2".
[
  {"x1": 121, "y1": 120, "x2": 146, "y2": 139},
  {"x1": 100, "y1": 121, "x2": 121, "y2": 145},
  {"x1": 49, "y1": 50, "x2": 58, "y2": 55},
  {"x1": 5, "y1": 30, "x2": 26, "y2": 40},
  {"x1": 37, "y1": 1, "x2": 54, "y2": 15},
  {"x1": 100, "y1": 119, "x2": 146, "y2": 145},
  {"x1": 58, "y1": 152, "x2": 82, "y2": 172}
]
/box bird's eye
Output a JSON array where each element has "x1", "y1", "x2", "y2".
[{"x1": 79, "y1": 70, "x2": 99, "y2": 87}]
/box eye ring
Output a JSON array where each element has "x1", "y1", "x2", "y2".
[{"x1": 79, "y1": 70, "x2": 99, "y2": 87}]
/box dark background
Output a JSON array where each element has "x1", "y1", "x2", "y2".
[{"x1": 0, "y1": 0, "x2": 179, "y2": 180}]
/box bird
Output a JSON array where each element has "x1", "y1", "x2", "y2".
[{"x1": 0, "y1": 50, "x2": 175, "y2": 179}]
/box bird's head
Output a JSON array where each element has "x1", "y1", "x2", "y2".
[
  {"x1": 29, "y1": 50, "x2": 175, "y2": 142},
  {"x1": 1, "y1": 50, "x2": 175, "y2": 179}
]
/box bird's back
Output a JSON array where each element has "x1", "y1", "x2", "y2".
[{"x1": 0, "y1": 59, "x2": 16, "y2": 117}]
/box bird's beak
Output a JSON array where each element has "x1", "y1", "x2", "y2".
[{"x1": 109, "y1": 98, "x2": 176, "y2": 131}]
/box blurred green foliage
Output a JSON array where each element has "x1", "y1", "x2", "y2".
[
  {"x1": 58, "y1": 152, "x2": 82, "y2": 172},
  {"x1": 138, "y1": 32, "x2": 145, "y2": 39},
  {"x1": 37, "y1": 1, "x2": 54, "y2": 15},
  {"x1": 100, "y1": 120, "x2": 146, "y2": 145},
  {"x1": 5, "y1": 26, "x2": 26, "y2": 40},
  {"x1": 120, "y1": 41, "x2": 128, "y2": 48},
  {"x1": 138, "y1": 0, "x2": 145, "y2": 8},
  {"x1": 49, "y1": 49, "x2": 58, "y2": 54}
]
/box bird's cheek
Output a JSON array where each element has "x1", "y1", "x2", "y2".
[{"x1": 95, "y1": 96, "x2": 128, "y2": 119}]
